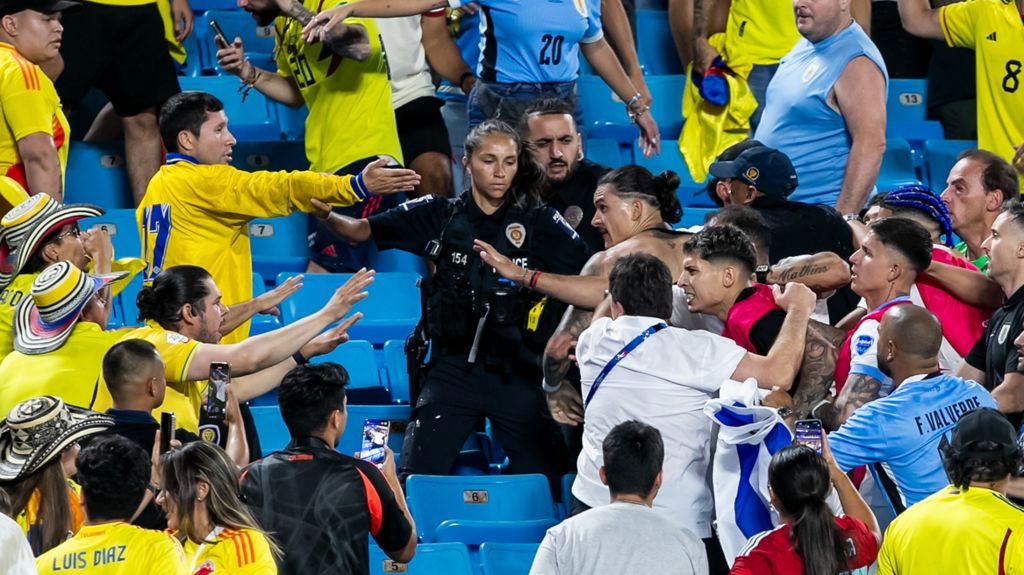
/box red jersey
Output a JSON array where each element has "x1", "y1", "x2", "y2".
[
  {"x1": 730, "y1": 515, "x2": 878, "y2": 575},
  {"x1": 721, "y1": 284, "x2": 782, "y2": 354}
]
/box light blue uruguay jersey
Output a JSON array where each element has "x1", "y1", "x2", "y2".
[
  {"x1": 829, "y1": 373, "x2": 996, "y2": 511},
  {"x1": 449, "y1": 0, "x2": 602, "y2": 83}
]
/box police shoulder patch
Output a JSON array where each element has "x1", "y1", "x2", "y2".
[{"x1": 854, "y1": 335, "x2": 873, "y2": 355}]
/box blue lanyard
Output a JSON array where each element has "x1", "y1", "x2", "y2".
[{"x1": 584, "y1": 322, "x2": 669, "y2": 409}]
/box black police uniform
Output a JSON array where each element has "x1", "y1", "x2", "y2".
[
  {"x1": 965, "y1": 285, "x2": 1024, "y2": 426},
  {"x1": 543, "y1": 159, "x2": 609, "y2": 253},
  {"x1": 367, "y1": 192, "x2": 591, "y2": 481}
]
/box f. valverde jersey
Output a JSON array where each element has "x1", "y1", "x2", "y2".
[
  {"x1": 940, "y1": 0, "x2": 1024, "y2": 182},
  {"x1": 275, "y1": 1, "x2": 402, "y2": 173},
  {"x1": 0, "y1": 43, "x2": 69, "y2": 198},
  {"x1": 447, "y1": 0, "x2": 603, "y2": 83},
  {"x1": 36, "y1": 522, "x2": 186, "y2": 575}
]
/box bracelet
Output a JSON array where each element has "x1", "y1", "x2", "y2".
[
  {"x1": 529, "y1": 271, "x2": 541, "y2": 290},
  {"x1": 810, "y1": 399, "x2": 831, "y2": 419},
  {"x1": 842, "y1": 213, "x2": 860, "y2": 222},
  {"x1": 292, "y1": 351, "x2": 309, "y2": 365},
  {"x1": 146, "y1": 483, "x2": 161, "y2": 495},
  {"x1": 625, "y1": 93, "x2": 642, "y2": 111},
  {"x1": 628, "y1": 105, "x2": 649, "y2": 125},
  {"x1": 541, "y1": 378, "x2": 563, "y2": 393},
  {"x1": 520, "y1": 268, "x2": 530, "y2": 286},
  {"x1": 238, "y1": 62, "x2": 262, "y2": 103}
]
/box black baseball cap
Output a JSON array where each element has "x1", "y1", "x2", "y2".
[
  {"x1": 948, "y1": 408, "x2": 1020, "y2": 460},
  {"x1": 0, "y1": 0, "x2": 80, "y2": 16},
  {"x1": 709, "y1": 146, "x2": 799, "y2": 198},
  {"x1": 702, "y1": 139, "x2": 766, "y2": 206}
]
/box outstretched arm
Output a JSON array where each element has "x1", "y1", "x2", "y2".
[
  {"x1": 896, "y1": 0, "x2": 944, "y2": 39},
  {"x1": 280, "y1": 0, "x2": 371, "y2": 61},
  {"x1": 766, "y1": 252, "x2": 852, "y2": 294},
  {"x1": 311, "y1": 198, "x2": 373, "y2": 243},
  {"x1": 219, "y1": 275, "x2": 304, "y2": 336},
  {"x1": 476, "y1": 240, "x2": 610, "y2": 309},
  {"x1": 921, "y1": 260, "x2": 1003, "y2": 309}
]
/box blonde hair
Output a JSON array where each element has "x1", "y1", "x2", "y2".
[{"x1": 159, "y1": 442, "x2": 280, "y2": 557}]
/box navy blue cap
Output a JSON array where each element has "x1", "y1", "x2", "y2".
[
  {"x1": 0, "y1": 0, "x2": 79, "y2": 16},
  {"x1": 709, "y1": 146, "x2": 799, "y2": 198}
]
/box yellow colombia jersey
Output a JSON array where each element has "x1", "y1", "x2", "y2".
[
  {"x1": 0, "y1": 272, "x2": 33, "y2": 355},
  {"x1": 0, "y1": 321, "x2": 125, "y2": 417},
  {"x1": 138, "y1": 157, "x2": 366, "y2": 344},
  {"x1": 183, "y1": 527, "x2": 277, "y2": 575},
  {"x1": 723, "y1": 0, "x2": 802, "y2": 68},
  {"x1": 36, "y1": 522, "x2": 186, "y2": 575},
  {"x1": 940, "y1": 0, "x2": 1024, "y2": 184},
  {"x1": 877, "y1": 485, "x2": 1024, "y2": 574},
  {"x1": 0, "y1": 43, "x2": 69, "y2": 204},
  {"x1": 92, "y1": 321, "x2": 205, "y2": 434},
  {"x1": 275, "y1": 3, "x2": 403, "y2": 173}
]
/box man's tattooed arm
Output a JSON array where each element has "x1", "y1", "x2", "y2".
[
  {"x1": 817, "y1": 373, "x2": 881, "y2": 430},
  {"x1": 287, "y1": 1, "x2": 371, "y2": 61},
  {"x1": 792, "y1": 325, "x2": 839, "y2": 418}
]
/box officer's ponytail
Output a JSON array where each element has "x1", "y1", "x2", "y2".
[
  {"x1": 597, "y1": 166, "x2": 682, "y2": 225},
  {"x1": 463, "y1": 120, "x2": 542, "y2": 209}
]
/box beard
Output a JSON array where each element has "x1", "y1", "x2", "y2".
[
  {"x1": 546, "y1": 158, "x2": 580, "y2": 185},
  {"x1": 250, "y1": 5, "x2": 282, "y2": 27}
]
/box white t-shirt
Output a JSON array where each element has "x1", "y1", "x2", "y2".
[
  {"x1": 530, "y1": 502, "x2": 709, "y2": 575},
  {"x1": 0, "y1": 512, "x2": 35, "y2": 575},
  {"x1": 376, "y1": 15, "x2": 439, "y2": 108},
  {"x1": 573, "y1": 315, "x2": 747, "y2": 538}
]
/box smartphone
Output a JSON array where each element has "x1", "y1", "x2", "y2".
[
  {"x1": 358, "y1": 419, "x2": 390, "y2": 467},
  {"x1": 160, "y1": 412, "x2": 176, "y2": 454},
  {"x1": 795, "y1": 419, "x2": 824, "y2": 454},
  {"x1": 205, "y1": 362, "x2": 230, "y2": 419},
  {"x1": 209, "y1": 19, "x2": 229, "y2": 48}
]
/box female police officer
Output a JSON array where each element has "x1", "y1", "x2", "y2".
[{"x1": 310, "y1": 120, "x2": 591, "y2": 483}]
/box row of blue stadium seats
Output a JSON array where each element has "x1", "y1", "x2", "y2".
[
  {"x1": 64, "y1": 136, "x2": 974, "y2": 215},
  {"x1": 369, "y1": 541, "x2": 538, "y2": 575}
]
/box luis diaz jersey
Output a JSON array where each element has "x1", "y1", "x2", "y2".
[
  {"x1": 274, "y1": 3, "x2": 402, "y2": 173},
  {"x1": 940, "y1": 0, "x2": 1024, "y2": 185},
  {"x1": 36, "y1": 522, "x2": 186, "y2": 575},
  {"x1": 0, "y1": 43, "x2": 69, "y2": 202}
]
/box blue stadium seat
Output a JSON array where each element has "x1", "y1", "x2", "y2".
[
  {"x1": 646, "y1": 75, "x2": 686, "y2": 138},
  {"x1": 313, "y1": 340, "x2": 390, "y2": 404},
  {"x1": 876, "y1": 138, "x2": 923, "y2": 192},
  {"x1": 229, "y1": 140, "x2": 309, "y2": 172},
  {"x1": 199, "y1": 11, "x2": 276, "y2": 74},
  {"x1": 178, "y1": 76, "x2": 280, "y2": 141},
  {"x1": 925, "y1": 139, "x2": 975, "y2": 191},
  {"x1": 405, "y1": 474, "x2": 557, "y2": 542},
  {"x1": 177, "y1": 33, "x2": 204, "y2": 78},
  {"x1": 189, "y1": 0, "x2": 239, "y2": 11},
  {"x1": 631, "y1": 141, "x2": 711, "y2": 207},
  {"x1": 888, "y1": 120, "x2": 944, "y2": 143},
  {"x1": 637, "y1": 11, "x2": 684, "y2": 75},
  {"x1": 368, "y1": 542, "x2": 474, "y2": 575},
  {"x1": 435, "y1": 519, "x2": 556, "y2": 546},
  {"x1": 248, "y1": 272, "x2": 282, "y2": 336},
  {"x1": 383, "y1": 339, "x2": 411, "y2": 403},
  {"x1": 65, "y1": 142, "x2": 133, "y2": 210},
  {"x1": 584, "y1": 138, "x2": 624, "y2": 168},
  {"x1": 249, "y1": 403, "x2": 410, "y2": 457},
  {"x1": 371, "y1": 248, "x2": 428, "y2": 276},
  {"x1": 80, "y1": 209, "x2": 141, "y2": 260},
  {"x1": 110, "y1": 275, "x2": 145, "y2": 329},
  {"x1": 887, "y1": 79, "x2": 928, "y2": 124},
  {"x1": 277, "y1": 272, "x2": 422, "y2": 345},
  {"x1": 277, "y1": 103, "x2": 309, "y2": 140},
  {"x1": 480, "y1": 542, "x2": 541, "y2": 575},
  {"x1": 249, "y1": 213, "x2": 308, "y2": 281}
]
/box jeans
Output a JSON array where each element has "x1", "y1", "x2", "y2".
[
  {"x1": 441, "y1": 98, "x2": 470, "y2": 193},
  {"x1": 468, "y1": 80, "x2": 583, "y2": 129},
  {"x1": 746, "y1": 63, "x2": 779, "y2": 133}
]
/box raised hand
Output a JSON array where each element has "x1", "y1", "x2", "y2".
[
  {"x1": 257, "y1": 274, "x2": 303, "y2": 316},
  {"x1": 301, "y1": 312, "x2": 362, "y2": 358},
  {"x1": 361, "y1": 158, "x2": 421, "y2": 195},
  {"x1": 323, "y1": 268, "x2": 374, "y2": 321}
]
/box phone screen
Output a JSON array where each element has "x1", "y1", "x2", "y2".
[
  {"x1": 358, "y1": 419, "x2": 390, "y2": 467},
  {"x1": 160, "y1": 412, "x2": 176, "y2": 454},
  {"x1": 206, "y1": 362, "x2": 230, "y2": 418},
  {"x1": 795, "y1": 419, "x2": 824, "y2": 454}
]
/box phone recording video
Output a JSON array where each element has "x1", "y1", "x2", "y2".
[
  {"x1": 358, "y1": 419, "x2": 390, "y2": 467},
  {"x1": 795, "y1": 419, "x2": 824, "y2": 455},
  {"x1": 205, "y1": 361, "x2": 230, "y2": 419}
]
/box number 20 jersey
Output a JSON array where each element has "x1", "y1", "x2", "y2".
[
  {"x1": 940, "y1": 0, "x2": 1024, "y2": 179},
  {"x1": 274, "y1": 3, "x2": 403, "y2": 174}
]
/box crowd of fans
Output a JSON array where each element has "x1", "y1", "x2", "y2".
[{"x1": 0, "y1": 0, "x2": 1023, "y2": 572}]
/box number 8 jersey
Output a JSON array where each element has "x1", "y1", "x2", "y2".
[
  {"x1": 448, "y1": 0, "x2": 603, "y2": 84},
  {"x1": 940, "y1": 0, "x2": 1024, "y2": 184}
]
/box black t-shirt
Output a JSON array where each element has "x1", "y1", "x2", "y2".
[
  {"x1": 543, "y1": 159, "x2": 608, "y2": 253},
  {"x1": 734, "y1": 287, "x2": 788, "y2": 356},
  {"x1": 966, "y1": 285, "x2": 1024, "y2": 392},
  {"x1": 751, "y1": 195, "x2": 858, "y2": 323},
  {"x1": 240, "y1": 436, "x2": 412, "y2": 575}
]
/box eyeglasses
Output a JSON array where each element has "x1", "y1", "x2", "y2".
[{"x1": 53, "y1": 226, "x2": 81, "y2": 242}]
